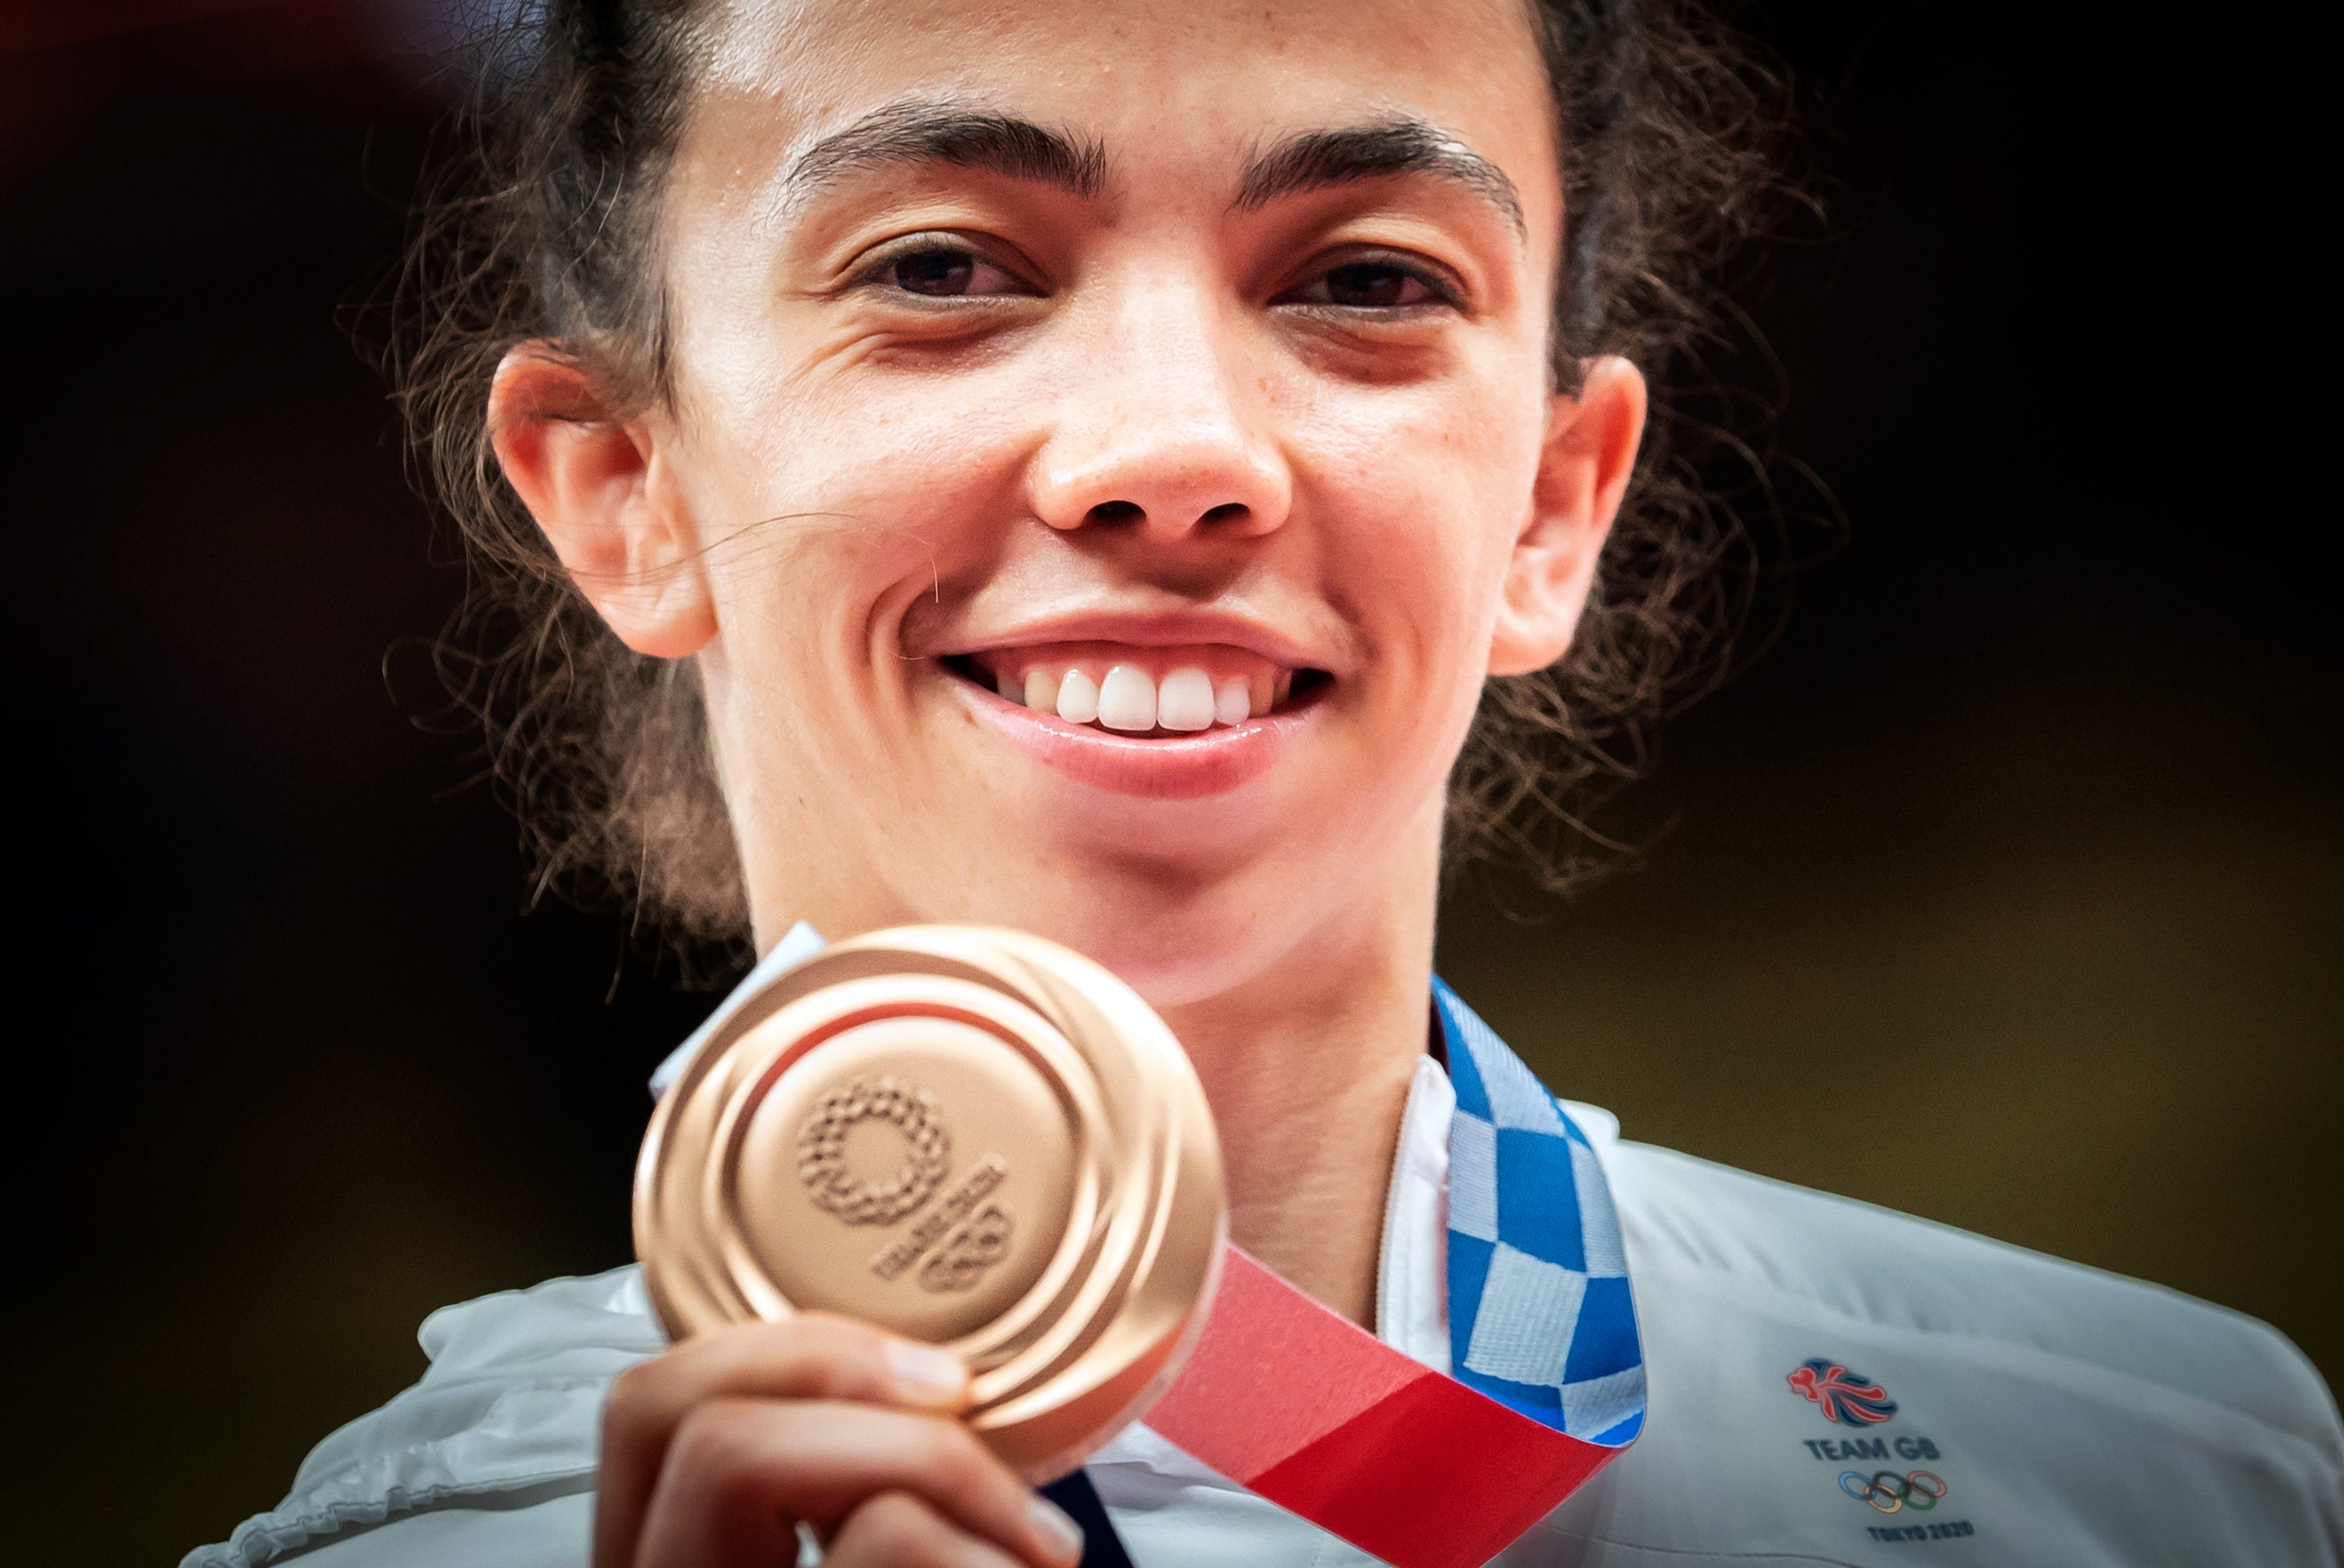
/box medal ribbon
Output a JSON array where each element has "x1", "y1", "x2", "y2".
[
  {"x1": 650, "y1": 940, "x2": 1643, "y2": 1568},
  {"x1": 1144, "y1": 984, "x2": 1643, "y2": 1568}
]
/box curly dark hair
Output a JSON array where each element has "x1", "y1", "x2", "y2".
[{"x1": 394, "y1": 0, "x2": 1794, "y2": 955}]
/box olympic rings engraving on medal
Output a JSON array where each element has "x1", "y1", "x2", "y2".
[
  {"x1": 919, "y1": 1203, "x2": 1016, "y2": 1293},
  {"x1": 1838, "y1": 1469, "x2": 1947, "y2": 1513},
  {"x1": 795, "y1": 1074, "x2": 951, "y2": 1226}
]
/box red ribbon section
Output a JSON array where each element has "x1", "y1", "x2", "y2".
[{"x1": 1145, "y1": 1247, "x2": 1618, "y2": 1568}]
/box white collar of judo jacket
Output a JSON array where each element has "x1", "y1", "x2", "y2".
[{"x1": 181, "y1": 925, "x2": 1637, "y2": 1568}]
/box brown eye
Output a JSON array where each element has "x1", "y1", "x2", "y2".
[
  {"x1": 1323, "y1": 263, "x2": 1423, "y2": 307},
  {"x1": 892, "y1": 248, "x2": 977, "y2": 295},
  {"x1": 860, "y1": 238, "x2": 1035, "y2": 301},
  {"x1": 1281, "y1": 255, "x2": 1456, "y2": 310}
]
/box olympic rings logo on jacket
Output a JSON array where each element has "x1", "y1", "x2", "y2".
[{"x1": 1838, "y1": 1469, "x2": 1948, "y2": 1514}]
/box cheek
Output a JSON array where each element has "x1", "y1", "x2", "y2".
[
  {"x1": 677, "y1": 342, "x2": 1033, "y2": 534},
  {"x1": 1280, "y1": 372, "x2": 1543, "y2": 841},
  {"x1": 670, "y1": 355, "x2": 1042, "y2": 663},
  {"x1": 1294, "y1": 373, "x2": 1545, "y2": 657}
]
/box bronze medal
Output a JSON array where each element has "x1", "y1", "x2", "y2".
[{"x1": 634, "y1": 925, "x2": 1226, "y2": 1480}]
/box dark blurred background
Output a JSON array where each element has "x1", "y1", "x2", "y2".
[{"x1": 3, "y1": 2, "x2": 2335, "y2": 1562}]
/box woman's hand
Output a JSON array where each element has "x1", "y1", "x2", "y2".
[{"x1": 593, "y1": 1313, "x2": 1085, "y2": 1568}]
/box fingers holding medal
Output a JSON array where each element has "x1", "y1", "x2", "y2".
[{"x1": 594, "y1": 1313, "x2": 1084, "y2": 1568}]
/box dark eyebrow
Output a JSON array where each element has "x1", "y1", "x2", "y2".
[
  {"x1": 1234, "y1": 119, "x2": 1524, "y2": 238},
  {"x1": 785, "y1": 98, "x2": 1107, "y2": 208}
]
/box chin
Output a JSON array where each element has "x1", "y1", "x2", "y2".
[{"x1": 977, "y1": 863, "x2": 1329, "y2": 1012}]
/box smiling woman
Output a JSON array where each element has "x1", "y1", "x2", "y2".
[
  {"x1": 398, "y1": 0, "x2": 1776, "y2": 955},
  {"x1": 182, "y1": 2, "x2": 2343, "y2": 1567}
]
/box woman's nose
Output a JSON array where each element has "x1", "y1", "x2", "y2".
[{"x1": 1024, "y1": 288, "x2": 1291, "y2": 543}]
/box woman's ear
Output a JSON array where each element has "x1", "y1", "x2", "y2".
[
  {"x1": 488, "y1": 345, "x2": 717, "y2": 659},
  {"x1": 1488, "y1": 355, "x2": 1648, "y2": 677}
]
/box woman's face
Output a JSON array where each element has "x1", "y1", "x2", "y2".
[{"x1": 574, "y1": 0, "x2": 1631, "y2": 1002}]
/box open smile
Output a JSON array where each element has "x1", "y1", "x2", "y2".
[
  {"x1": 938, "y1": 641, "x2": 1335, "y2": 799},
  {"x1": 940, "y1": 641, "x2": 1332, "y2": 736}
]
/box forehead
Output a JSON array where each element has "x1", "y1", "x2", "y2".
[{"x1": 685, "y1": 0, "x2": 1559, "y2": 229}]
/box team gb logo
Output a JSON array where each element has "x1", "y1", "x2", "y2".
[{"x1": 1787, "y1": 1359, "x2": 1898, "y2": 1425}]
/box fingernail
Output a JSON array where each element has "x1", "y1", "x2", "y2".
[
  {"x1": 1029, "y1": 1494, "x2": 1084, "y2": 1559},
  {"x1": 884, "y1": 1339, "x2": 968, "y2": 1404}
]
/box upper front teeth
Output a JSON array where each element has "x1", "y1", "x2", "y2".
[
  {"x1": 1155, "y1": 669, "x2": 1217, "y2": 731},
  {"x1": 991, "y1": 660, "x2": 1288, "y2": 730},
  {"x1": 1098, "y1": 666, "x2": 1159, "y2": 730}
]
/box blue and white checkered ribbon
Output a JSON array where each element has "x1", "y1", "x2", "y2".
[{"x1": 1438, "y1": 980, "x2": 1645, "y2": 1445}]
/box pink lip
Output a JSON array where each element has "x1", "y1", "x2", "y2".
[
  {"x1": 937, "y1": 609, "x2": 1335, "y2": 675},
  {"x1": 953, "y1": 671, "x2": 1312, "y2": 798}
]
